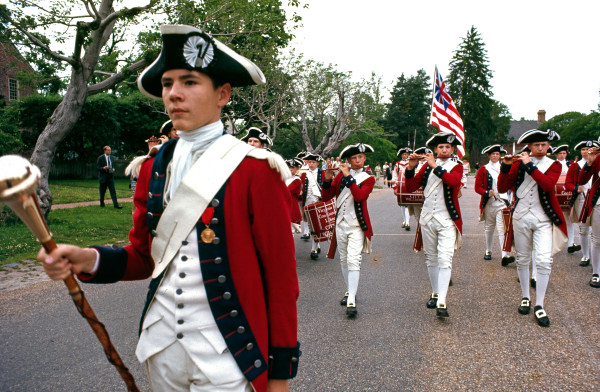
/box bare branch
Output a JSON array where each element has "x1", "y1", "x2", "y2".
[
  {"x1": 87, "y1": 58, "x2": 147, "y2": 95},
  {"x1": 0, "y1": 9, "x2": 76, "y2": 65},
  {"x1": 100, "y1": 2, "x2": 156, "y2": 31}
]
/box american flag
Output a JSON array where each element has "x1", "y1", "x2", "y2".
[{"x1": 430, "y1": 66, "x2": 465, "y2": 158}]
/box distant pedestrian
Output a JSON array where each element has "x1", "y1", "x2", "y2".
[{"x1": 96, "y1": 145, "x2": 122, "y2": 209}]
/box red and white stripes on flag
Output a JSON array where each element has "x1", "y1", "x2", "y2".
[{"x1": 430, "y1": 66, "x2": 465, "y2": 158}]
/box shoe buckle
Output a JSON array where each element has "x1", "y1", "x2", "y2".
[
  {"x1": 437, "y1": 303, "x2": 446, "y2": 309},
  {"x1": 535, "y1": 309, "x2": 547, "y2": 318},
  {"x1": 520, "y1": 299, "x2": 530, "y2": 307},
  {"x1": 431, "y1": 293, "x2": 438, "y2": 299},
  {"x1": 592, "y1": 277, "x2": 600, "y2": 283}
]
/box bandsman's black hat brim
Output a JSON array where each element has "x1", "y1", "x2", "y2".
[
  {"x1": 397, "y1": 147, "x2": 412, "y2": 157},
  {"x1": 160, "y1": 120, "x2": 173, "y2": 135},
  {"x1": 481, "y1": 144, "x2": 507, "y2": 155},
  {"x1": 304, "y1": 153, "x2": 323, "y2": 162},
  {"x1": 574, "y1": 140, "x2": 600, "y2": 151},
  {"x1": 340, "y1": 143, "x2": 374, "y2": 160},
  {"x1": 240, "y1": 127, "x2": 272, "y2": 145},
  {"x1": 286, "y1": 158, "x2": 304, "y2": 167},
  {"x1": 413, "y1": 147, "x2": 432, "y2": 155},
  {"x1": 426, "y1": 131, "x2": 463, "y2": 148},
  {"x1": 551, "y1": 144, "x2": 569, "y2": 154},
  {"x1": 138, "y1": 25, "x2": 266, "y2": 99},
  {"x1": 517, "y1": 129, "x2": 560, "y2": 144}
]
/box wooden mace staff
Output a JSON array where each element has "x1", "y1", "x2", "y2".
[{"x1": 0, "y1": 155, "x2": 139, "y2": 392}]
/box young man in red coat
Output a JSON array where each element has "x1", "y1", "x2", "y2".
[
  {"x1": 38, "y1": 25, "x2": 299, "y2": 392},
  {"x1": 498, "y1": 129, "x2": 567, "y2": 327},
  {"x1": 286, "y1": 158, "x2": 304, "y2": 233},
  {"x1": 392, "y1": 147, "x2": 412, "y2": 230},
  {"x1": 553, "y1": 144, "x2": 580, "y2": 254},
  {"x1": 322, "y1": 143, "x2": 375, "y2": 318},
  {"x1": 405, "y1": 131, "x2": 463, "y2": 318},
  {"x1": 576, "y1": 144, "x2": 600, "y2": 288},
  {"x1": 474, "y1": 144, "x2": 514, "y2": 265},
  {"x1": 565, "y1": 140, "x2": 599, "y2": 266}
]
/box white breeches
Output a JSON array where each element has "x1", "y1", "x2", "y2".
[
  {"x1": 513, "y1": 213, "x2": 553, "y2": 275},
  {"x1": 575, "y1": 196, "x2": 591, "y2": 258},
  {"x1": 562, "y1": 207, "x2": 575, "y2": 246},
  {"x1": 483, "y1": 203, "x2": 506, "y2": 253},
  {"x1": 337, "y1": 219, "x2": 364, "y2": 271},
  {"x1": 146, "y1": 341, "x2": 252, "y2": 392},
  {"x1": 420, "y1": 216, "x2": 456, "y2": 270},
  {"x1": 590, "y1": 206, "x2": 600, "y2": 275},
  {"x1": 401, "y1": 206, "x2": 410, "y2": 224}
]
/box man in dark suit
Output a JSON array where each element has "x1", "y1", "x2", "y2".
[{"x1": 96, "y1": 145, "x2": 122, "y2": 208}]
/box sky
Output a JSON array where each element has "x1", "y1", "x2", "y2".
[{"x1": 283, "y1": 0, "x2": 600, "y2": 121}]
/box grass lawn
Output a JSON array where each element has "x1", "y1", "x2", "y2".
[
  {"x1": 0, "y1": 205, "x2": 133, "y2": 267},
  {"x1": 49, "y1": 178, "x2": 132, "y2": 204}
]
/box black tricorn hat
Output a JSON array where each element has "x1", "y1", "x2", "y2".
[
  {"x1": 551, "y1": 144, "x2": 569, "y2": 154},
  {"x1": 240, "y1": 127, "x2": 272, "y2": 145},
  {"x1": 574, "y1": 140, "x2": 600, "y2": 151},
  {"x1": 340, "y1": 143, "x2": 374, "y2": 159},
  {"x1": 160, "y1": 120, "x2": 173, "y2": 135},
  {"x1": 517, "y1": 129, "x2": 560, "y2": 144},
  {"x1": 413, "y1": 146, "x2": 432, "y2": 155},
  {"x1": 481, "y1": 144, "x2": 507, "y2": 155},
  {"x1": 138, "y1": 25, "x2": 266, "y2": 99},
  {"x1": 426, "y1": 131, "x2": 463, "y2": 148},
  {"x1": 286, "y1": 158, "x2": 304, "y2": 167},
  {"x1": 296, "y1": 151, "x2": 307, "y2": 159},
  {"x1": 303, "y1": 152, "x2": 323, "y2": 162},
  {"x1": 396, "y1": 147, "x2": 412, "y2": 157}
]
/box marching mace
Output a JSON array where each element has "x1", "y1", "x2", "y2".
[{"x1": 0, "y1": 155, "x2": 139, "y2": 392}]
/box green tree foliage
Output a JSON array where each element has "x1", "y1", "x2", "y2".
[
  {"x1": 540, "y1": 111, "x2": 600, "y2": 158},
  {"x1": 447, "y1": 26, "x2": 510, "y2": 161},
  {"x1": 384, "y1": 69, "x2": 431, "y2": 148}
]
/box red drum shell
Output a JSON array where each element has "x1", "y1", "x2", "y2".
[
  {"x1": 397, "y1": 177, "x2": 424, "y2": 206},
  {"x1": 555, "y1": 173, "x2": 572, "y2": 208},
  {"x1": 303, "y1": 199, "x2": 336, "y2": 243}
]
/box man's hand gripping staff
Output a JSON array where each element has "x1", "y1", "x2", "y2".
[{"x1": 0, "y1": 155, "x2": 140, "y2": 392}]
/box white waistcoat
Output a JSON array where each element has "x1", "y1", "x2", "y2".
[
  {"x1": 420, "y1": 159, "x2": 456, "y2": 224},
  {"x1": 513, "y1": 157, "x2": 552, "y2": 222}
]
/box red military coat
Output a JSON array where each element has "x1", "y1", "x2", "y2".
[
  {"x1": 404, "y1": 161, "x2": 464, "y2": 234},
  {"x1": 474, "y1": 166, "x2": 493, "y2": 215},
  {"x1": 79, "y1": 144, "x2": 299, "y2": 392},
  {"x1": 287, "y1": 176, "x2": 303, "y2": 224},
  {"x1": 578, "y1": 158, "x2": 600, "y2": 220},
  {"x1": 321, "y1": 171, "x2": 375, "y2": 240},
  {"x1": 497, "y1": 159, "x2": 567, "y2": 237}
]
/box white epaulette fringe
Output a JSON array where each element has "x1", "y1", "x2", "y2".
[
  {"x1": 124, "y1": 145, "x2": 162, "y2": 178},
  {"x1": 247, "y1": 148, "x2": 292, "y2": 181}
]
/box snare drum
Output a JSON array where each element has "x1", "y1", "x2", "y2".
[
  {"x1": 396, "y1": 173, "x2": 424, "y2": 206},
  {"x1": 555, "y1": 173, "x2": 572, "y2": 208}
]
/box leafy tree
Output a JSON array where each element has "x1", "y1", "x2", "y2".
[
  {"x1": 1, "y1": 0, "x2": 301, "y2": 216},
  {"x1": 540, "y1": 111, "x2": 600, "y2": 158},
  {"x1": 384, "y1": 69, "x2": 431, "y2": 148},
  {"x1": 447, "y1": 26, "x2": 498, "y2": 162}
]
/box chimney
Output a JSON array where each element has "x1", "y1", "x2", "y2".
[{"x1": 537, "y1": 110, "x2": 546, "y2": 123}]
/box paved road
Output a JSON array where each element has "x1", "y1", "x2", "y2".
[{"x1": 1, "y1": 180, "x2": 599, "y2": 391}]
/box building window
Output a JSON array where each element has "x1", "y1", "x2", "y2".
[{"x1": 8, "y1": 78, "x2": 19, "y2": 101}]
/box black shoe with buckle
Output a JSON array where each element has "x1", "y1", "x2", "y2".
[
  {"x1": 501, "y1": 255, "x2": 515, "y2": 266},
  {"x1": 340, "y1": 292, "x2": 349, "y2": 306},
  {"x1": 518, "y1": 297, "x2": 531, "y2": 314},
  {"x1": 484, "y1": 251, "x2": 492, "y2": 261},
  {"x1": 317, "y1": 247, "x2": 321, "y2": 254},
  {"x1": 534, "y1": 305, "x2": 550, "y2": 327},
  {"x1": 580, "y1": 257, "x2": 590, "y2": 267},
  {"x1": 301, "y1": 234, "x2": 310, "y2": 240},
  {"x1": 436, "y1": 303, "x2": 449, "y2": 318},
  {"x1": 590, "y1": 274, "x2": 600, "y2": 288},
  {"x1": 530, "y1": 278, "x2": 536, "y2": 289},
  {"x1": 427, "y1": 293, "x2": 438, "y2": 309},
  {"x1": 310, "y1": 251, "x2": 318, "y2": 260},
  {"x1": 405, "y1": 225, "x2": 411, "y2": 231},
  {"x1": 114, "y1": 205, "x2": 123, "y2": 209},
  {"x1": 568, "y1": 244, "x2": 581, "y2": 253},
  {"x1": 346, "y1": 303, "x2": 357, "y2": 318},
  {"x1": 401, "y1": 222, "x2": 406, "y2": 229}
]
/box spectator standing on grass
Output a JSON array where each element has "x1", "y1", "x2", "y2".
[{"x1": 96, "y1": 145, "x2": 123, "y2": 209}]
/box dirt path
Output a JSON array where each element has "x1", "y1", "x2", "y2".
[{"x1": 51, "y1": 197, "x2": 132, "y2": 209}]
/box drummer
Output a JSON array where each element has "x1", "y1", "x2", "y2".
[
  {"x1": 392, "y1": 147, "x2": 412, "y2": 230},
  {"x1": 552, "y1": 144, "x2": 580, "y2": 255},
  {"x1": 286, "y1": 158, "x2": 305, "y2": 234},
  {"x1": 302, "y1": 153, "x2": 325, "y2": 259},
  {"x1": 475, "y1": 144, "x2": 514, "y2": 266},
  {"x1": 565, "y1": 141, "x2": 599, "y2": 266}
]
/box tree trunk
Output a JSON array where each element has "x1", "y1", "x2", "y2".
[{"x1": 31, "y1": 72, "x2": 90, "y2": 218}]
